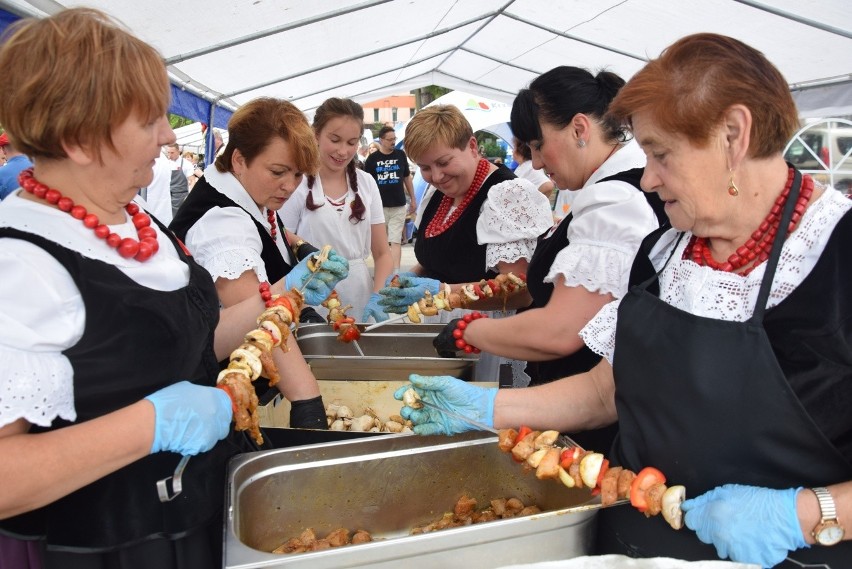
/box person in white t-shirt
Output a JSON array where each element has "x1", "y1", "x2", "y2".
[{"x1": 281, "y1": 97, "x2": 393, "y2": 322}]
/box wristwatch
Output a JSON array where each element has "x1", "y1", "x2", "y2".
[{"x1": 811, "y1": 487, "x2": 845, "y2": 546}]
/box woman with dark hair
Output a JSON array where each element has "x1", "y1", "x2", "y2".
[
  {"x1": 281, "y1": 97, "x2": 392, "y2": 322},
  {"x1": 396, "y1": 34, "x2": 851, "y2": 567},
  {"x1": 429, "y1": 66, "x2": 665, "y2": 450},
  {"x1": 511, "y1": 137, "x2": 555, "y2": 203},
  {"x1": 170, "y1": 97, "x2": 349, "y2": 429}
]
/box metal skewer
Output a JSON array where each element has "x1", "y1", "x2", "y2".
[
  {"x1": 362, "y1": 312, "x2": 409, "y2": 333},
  {"x1": 351, "y1": 339, "x2": 365, "y2": 356}
]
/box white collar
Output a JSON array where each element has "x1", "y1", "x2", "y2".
[
  {"x1": 204, "y1": 166, "x2": 268, "y2": 227},
  {"x1": 584, "y1": 138, "x2": 646, "y2": 188}
]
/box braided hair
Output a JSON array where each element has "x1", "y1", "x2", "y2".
[{"x1": 306, "y1": 97, "x2": 366, "y2": 223}]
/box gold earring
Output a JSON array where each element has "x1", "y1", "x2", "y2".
[{"x1": 728, "y1": 169, "x2": 739, "y2": 197}]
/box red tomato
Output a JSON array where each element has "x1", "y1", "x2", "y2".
[
  {"x1": 339, "y1": 326, "x2": 361, "y2": 343},
  {"x1": 595, "y1": 459, "x2": 610, "y2": 489},
  {"x1": 630, "y1": 467, "x2": 666, "y2": 512},
  {"x1": 560, "y1": 447, "x2": 579, "y2": 469},
  {"x1": 516, "y1": 425, "x2": 532, "y2": 444}
]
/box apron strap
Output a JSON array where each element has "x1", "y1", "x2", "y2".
[
  {"x1": 636, "y1": 230, "x2": 686, "y2": 291},
  {"x1": 750, "y1": 166, "x2": 802, "y2": 323}
]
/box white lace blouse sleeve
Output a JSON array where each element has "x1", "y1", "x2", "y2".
[
  {"x1": 547, "y1": 181, "x2": 658, "y2": 297},
  {"x1": 579, "y1": 299, "x2": 621, "y2": 364},
  {"x1": 184, "y1": 206, "x2": 269, "y2": 282},
  {"x1": 0, "y1": 242, "x2": 81, "y2": 428},
  {"x1": 477, "y1": 178, "x2": 553, "y2": 271}
]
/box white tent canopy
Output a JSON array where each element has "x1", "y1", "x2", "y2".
[
  {"x1": 411, "y1": 90, "x2": 514, "y2": 144},
  {"x1": 1, "y1": 0, "x2": 850, "y2": 118}
]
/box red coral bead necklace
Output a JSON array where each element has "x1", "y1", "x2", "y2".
[
  {"x1": 683, "y1": 167, "x2": 813, "y2": 276},
  {"x1": 18, "y1": 168, "x2": 159, "y2": 261},
  {"x1": 425, "y1": 158, "x2": 491, "y2": 238},
  {"x1": 267, "y1": 208, "x2": 278, "y2": 241}
]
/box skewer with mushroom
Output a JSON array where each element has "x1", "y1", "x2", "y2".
[
  {"x1": 497, "y1": 426, "x2": 687, "y2": 530},
  {"x1": 390, "y1": 272, "x2": 529, "y2": 324},
  {"x1": 216, "y1": 288, "x2": 306, "y2": 445},
  {"x1": 321, "y1": 291, "x2": 361, "y2": 343}
]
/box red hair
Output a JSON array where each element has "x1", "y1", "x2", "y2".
[{"x1": 608, "y1": 33, "x2": 799, "y2": 158}]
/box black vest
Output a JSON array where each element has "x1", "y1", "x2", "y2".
[
  {"x1": 414, "y1": 167, "x2": 515, "y2": 283},
  {"x1": 524, "y1": 167, "x2": 666, "y2": 386},
  {"x1": 170, "y1": 175, "x2": 296, "y2": 284},
  {"x1": 0, "y1": 220, "x2": 249, "y2": 551}
]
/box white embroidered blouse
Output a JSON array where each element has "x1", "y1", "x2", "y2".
[
  {"x1": 580, "y1": 186, "x2": 852, "y2": 364},
  {"x1": 0, "y1": 192, "x2": 188, "y2": 428}
]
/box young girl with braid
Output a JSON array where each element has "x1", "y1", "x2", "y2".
[{"x1": 281, "y1": 98, "x2": 393, "y2": 323}]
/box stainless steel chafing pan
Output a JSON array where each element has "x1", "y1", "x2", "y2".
[{"x1": 225, "y1": 431, "x2": 597, "y2": 568}]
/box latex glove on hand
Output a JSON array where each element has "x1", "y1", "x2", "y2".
[
  {"x1": 362, "y1": 292, "x2": 389, "y2": 323},
  {"x1": 393, "y1": 373, "x2": 497, "y2": 436},
  {"x1": 378, "y1": 275, "x2": 440, "y2": 314},
  {"x1": 433, "y1": 318, "x2": 463, "y2": 358},
  {"x1": 682, "y1": 484, "x2": 807, "y2": 567},
  {"x1": 383, "y1": 272, "x2": 417, "y2": 286},
  {"x1": 284, "y1": 248, "x2": 349, "y2": 305},
  {"x1": 145, "y1": 381, "x2": 232, "y2": 455}
]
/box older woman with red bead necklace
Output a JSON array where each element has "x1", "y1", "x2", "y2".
[
  {"x1": 394, "y1": 34, "x2": 852, "y2": 567},
  {"x1": 378, "y1": 104, "x2": 553, "y2": 380},
  {"x1": 0, "y1": 9, "x2": 300, "y2": 568}
]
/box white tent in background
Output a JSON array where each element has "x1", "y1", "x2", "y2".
[
  {"x1": 172, "y1": 123, "x2": 228, "y2": 156},
  {"x1": 4, "y1": 1, "x2": 848, "y2": 120},
  {"x1": 398, "y1": 90, "x2": 515, "y2": 146}
]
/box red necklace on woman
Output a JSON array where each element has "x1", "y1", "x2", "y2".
[
  {"x1": 18, "y1": 168, "x2": 159, "y2": 261},
  {"x1": 424, "y1": 158, "x2": 491, "y2": 238},
  {"x1": 683, "y1": 168, "x2": 813, "y2": 276},
  {"x1": 267, "y1": 208, "x2": 278, "y2": 241}
]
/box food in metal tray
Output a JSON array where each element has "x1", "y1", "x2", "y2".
[
  {"x1": 498, "y1": 426, "x2": 687, "y2": 530},
  {"x1": 269, "y1": 494, "x2": 541, "y2": 555},
  {"x1": 410, "y1": 494, "x2": 541, "y2": 534},
  {"x1": 325, "y1": 400, "x2": 413, "y2": 433},
  {"x1": 272, "y1": 527, "x2": 374, "y2": 554}
]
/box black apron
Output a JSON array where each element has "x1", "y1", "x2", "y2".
[
  {"x1": 414, "y1": 167, "x2": 515, "y2": 284},
  {"x1": 0, "y1": 218, "x2": 251, "y2": 568},
  {"x1": 597, "y1": 169, "x2": 852, "y2": 565}
]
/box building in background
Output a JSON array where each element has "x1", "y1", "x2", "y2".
[{"x1": 362, "y1": 94, "x2": 415, "y2": 126}]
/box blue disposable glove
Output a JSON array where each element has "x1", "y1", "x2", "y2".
[
  {"x1": 392, "y1": 373, "x2": 497, "y2": 436},
  {"x1": 383, "y1": 271, "x2": 417, "y2": 286},
  {"x1": 284, "y1": 248, "x2": 349, "y2": 305},
  {"x1": 378, "y1": 275, "x2": 441, "y2": 313},
  {"x1": 144, "y1": 381, "x2": 233, "y2": 455},
  {"x1": 682, "y1": 484, "x2": 808, "y2": 567},
  {"x1": 362, "y1": 292, "x2": 389, "y2": 323}
]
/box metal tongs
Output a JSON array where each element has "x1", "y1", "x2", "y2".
[{"x1": 157, "y1": 455, "x2": 190, "y2": 502}]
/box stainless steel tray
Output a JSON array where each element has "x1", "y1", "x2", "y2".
[
  {"x1": 295, "y1": 323, "x2": 477, "y2": 381},
  {"x1": 226, "y1": 432, "x2": 597, "y2": 568}
]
